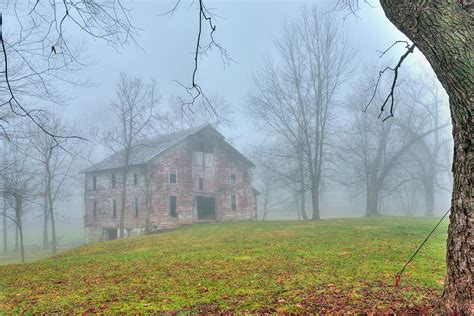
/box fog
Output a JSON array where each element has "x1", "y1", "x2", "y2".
[{"x1": 0, "y1": 1, "x2": 452, "y2": 260}]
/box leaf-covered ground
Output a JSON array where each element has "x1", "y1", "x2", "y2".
[{"x1": 0, "y1": 217, "x2": 447, "y2": 313}]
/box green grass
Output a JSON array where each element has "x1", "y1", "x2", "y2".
[{"x1": 0, "y1": 217, "x2": 447, "y2": 313}]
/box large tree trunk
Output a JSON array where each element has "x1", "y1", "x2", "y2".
[
  {"x1": 423, "y1": 178, "x2": 435, "y2": 217},
  {"x1": 42, "y1": 175, "x2": 49, "y2": 250},
  {"x1": 46, "y1": 160, "x2": 57, "y2": 253},
  {"x1": 380, "y1": 1, "x2": 472, "y2": 313},
  {"x1": 49, "y1": 198, "x2": 57, "y2": 254},
  {"x1": 366, "y1": 189, "x2": 379, "y2": 217},
  {"x1": 300, "y1": 190, "x2": 309, "y2": 220},
  {"x1": 15, "y1": 197, "x2": 24, "y2": 263},
  {"x1": 119, "y1": 169, "x2": 128, "y2": 239},
  {"x1": 310, "y1": 177, "x2": 320, "y2": 220},
  {"x1": 14, "y1": 221, "x2": 18, "y2": 252},
  {"x1": 2, "y1": 194, "x2": 6, "y2": 252},
  {"x1": 297, "y1": 145, "x2": 309, "y2": 220},
  {"x1": 42, "y1": 194, "x2": 49, "y2": 249},
  {"x1": 366, "y1": 171, "x2": 381, "y2": 216},
  {"x1": 18, "y1": 221, "x2": 24, "y2": 264}
]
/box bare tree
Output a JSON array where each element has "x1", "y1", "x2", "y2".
[
  {"x1": 250, "y1": 144, "x2": 293, "y2": 220},
  {"x1": 340, "y1": 69, "x2": 449, "y2": 216},
  {"x1": 27, "y1": 113, "x2": 78, "y2": 253},
  {"x1": 400, "y1": 76, "x2": 452, "y2": 216},
  {"x1": 102, "y1": 74, "x2": 161, "y2": 238},
  {"x1": 1, "y1": 137, "x2": 39, "y2": 263},
  {"x1": 248, "y1": 6, "x2": 355, "y2": 220}
]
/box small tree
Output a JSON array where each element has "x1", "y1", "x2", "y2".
[
  {"x1": 1, "y1": 139, "x2": 39, "y2": 263},
  {"x1": 102, "y1": 74, "x2": 161, "y2": 238},
  {"x1": 27, "y1": 114, "x2": 79, "y2": 253}
]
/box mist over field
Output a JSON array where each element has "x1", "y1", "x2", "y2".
[{"x1": 0, "y1": 0, "x2": 470, "y2": 313}]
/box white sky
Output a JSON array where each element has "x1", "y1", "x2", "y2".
[{"x1": 42, "y1": 0, "x2": 436, "y2": 150}]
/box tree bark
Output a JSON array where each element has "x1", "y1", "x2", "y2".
[
  {"x1": 15, "y1": 196, "x2": 24, "y2": 263},
  {"x1": 300, "y1": 190, "x2": 309, "y2": 220},
  {"x1": 366, "y1": 185, "x2": 380, "y2": 217},
  {"x1": 380, "y1": 1, "x2": 472, "y2": 313},
  {"x1": 42, "y1": 187, "x2": 49, "y2": 250},
  {"x1": 119, "y1": 169, "x2": 128, "y2": 238},
  {"x1": 18, "y1": 221, "x2": 24, "y2": 264},
  {"x1": 310, "y1": 178, "x2": 320, "y2": 220},
  {"x1": 45, "y1": 155, "x2": 57, "y2": 253},
  {"x1": 48, "y1": 194, "x2": 57, "y2": 254},
  {"x1": 2, "y1": 194, "x2": 6, "y2": 252},
  {"x1": 14, "y1": 220, "x2": 18, "y2": 252},
  {"x1": 423, "y1": 178, "x2": 435, "y2": 217}
]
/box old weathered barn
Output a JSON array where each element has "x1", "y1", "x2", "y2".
[{"x1": 83, "y1": 124, "x2": 257, "y2": 242}]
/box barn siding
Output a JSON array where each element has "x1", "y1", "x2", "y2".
[{"x1": 84, "y1": 128, "x2": 255, "y2": 242}]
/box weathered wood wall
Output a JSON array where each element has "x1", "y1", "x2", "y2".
[{"x1": 84, "y1": 129, "x2": 255, "y2": 242}]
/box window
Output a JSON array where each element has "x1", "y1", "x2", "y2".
[
  {"x1": 92, "y1": 176, "x2": 97, "y2": 190},
  {"x1": 170, "y1": 196, "x2": 177, "y2": 218},
  {"x1": 112, "y1": 199, "x2": 116, "y2": 218},
  {"x1": 169, "y1": 170, "x2": 177, "y2": 184},
  {"x1": 93, "y1": 200, "x2": 98, "y2": 217},
  {"x1": 199, "y1": 178, "x2": 204, "y2": 191},
  {"x1": 231, "y1": 195, "x2": 237, "y2": 211},
  {"x1": 134, "y1": 198, "x2": 139, "y2": 217},
  {"x1": 133, "y1": 172, "x2": 138, "y2": 186},
  {"x1": 111, "y1": 173, "x2": 116, "y2": 188},
  {"x1": 230, "y1": 173, "x2": 236, "y2": 185}
]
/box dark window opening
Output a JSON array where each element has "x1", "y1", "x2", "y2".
[
  {"x1": 111, "y1": 173, "x2": 116, "y2": 188},
  {"x1": 133, "y1": 173, "x2": 138, "y2": 186},
  {"x1": 231, "y1": 195, "x2": 237, "y2": 211},
  {"x1": 112, "y1": 199, "x2": 116, "y2": 218},
  {"x1": 199, "y1": 178, "x2": 204, "y2": 191},
  {"x1": 92, "y1": 176, "x2": 97, "y2": 190},
  {"x1": 134, "y1": 198, "x2": 139, "y2": 217},
  {"x1": 170, "y1": 196, "x2": 178, "y2": 218},
  {"x1": 93, "y1": 200, "x2": 98, "y2": 217},
  {"x1": 230, "y1": 173, "x2": 236, "y2": 185},
  {"x1": 169, "y1": 170, "x2": 177, "y2": 184}
]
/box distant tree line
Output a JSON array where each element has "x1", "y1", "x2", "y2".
[{"x1": 247, "y1": 8, "x2": 452, "y2": 220}]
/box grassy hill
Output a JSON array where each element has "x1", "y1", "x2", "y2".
[{"x1": 0, "y1": 217, "x2": 448, "y2": 313}]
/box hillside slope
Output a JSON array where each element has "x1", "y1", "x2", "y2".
[{"x1": 0, "y1": 218, "x2": 447, "y2": 313}]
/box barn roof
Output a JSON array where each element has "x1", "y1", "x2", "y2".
[{"x1": 83, "y1": 124, "x2": 254, "y2": 173}]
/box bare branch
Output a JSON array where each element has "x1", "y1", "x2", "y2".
[{"x1": 363, "y1": 42, "x2": 416, "y2": 121}]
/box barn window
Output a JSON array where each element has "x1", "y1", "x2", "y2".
[
  {"x1": 169, "y1": 170, "x2": 177, "y2": 184},
  {"x1": 92, "y1": 176, "x2": 97, "y2": 190},
  {"x1": 133, "y1": 172, "x2": 138, "y2": 185},
  {"x1": 199, "y1": 178, "x2": 204, "y2": 191},
  {"x1": 134, "y1": 198, "x2": 139, "y2": 217},
  {"x1": 111, "y1": 173, "x2": 116, "y2": 188},
  {"x1": 93, "y1": 200, "x2": 98, "y2": 217},
  {"x1": 112, "y1": 199, "x2": 116, "y2": 218},
  {"x1": 231, "y1": 195, "x2": 237, "y2": 211},
  {"x1": 170, "y1": 196, "x2": 178, "y2": 218},
  {"x1": 230, "y1": 173, "x2": 236, "y2": 185}
]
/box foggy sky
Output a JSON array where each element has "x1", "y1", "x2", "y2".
[
  {"x1": 1, "y1": 1, "x2": 448, "y2": 230},
  {"x1": 53, "y1": 0, "x2": 433, "y2": 147}
]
